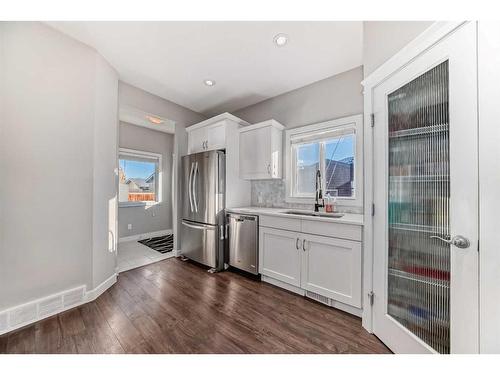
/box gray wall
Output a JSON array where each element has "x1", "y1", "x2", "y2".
[
  {"x1": 118, "y1": 82, "x2": 206, "y2": 249},
  {"x1": 234, "y1": 66, "x2": 363, "y2": 129},
  {"x1": 0, "y1": 22, "x2": 118, "y2": 310},
  {"x1": 234, "y1": 66, "x2": 364, "y2": 211},
  {"x1": 118, "y1": 122, "x2": 174, "y2": 238},
  {"x1": 363, "y1": 21, "x2": 433, "y2": 77}
]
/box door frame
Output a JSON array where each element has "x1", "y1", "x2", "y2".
[{"x1": 361, "y1": 21, "x2": 466, "y2": 333}]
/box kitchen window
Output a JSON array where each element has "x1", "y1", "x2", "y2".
[
  {"x1": 285, "y1": 115, "x2": 363, "y2": 207},
  {"x1": 118, "y1": 148, "x2": 162, "y2": 207}
]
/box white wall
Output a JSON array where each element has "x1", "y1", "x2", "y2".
[
  {"x1": 362, "y1": 21, "x2": 433, "y2": 77},
  {"x1": 478, "y1": 21, "x2": 500, "y2": 354},
  {"x1": 92, "y1": 54, "x2": 119, "y2": 289},
  {"x1": 118, "y1": 122, "x2": 174, "y2": 238},
  {"x1": 0, "y1": 22, "x2": 118, "y2": 310}
]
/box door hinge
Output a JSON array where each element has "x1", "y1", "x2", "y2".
[
  {"x1": 371, "y1": 203, "x2": 375, "y2": 216},
  {"x1": 370, "y1": 113, "x2": 375, "y2": 127},
  {"x1": 368, "y1": 291, "x2": 375, "y2": 306}
]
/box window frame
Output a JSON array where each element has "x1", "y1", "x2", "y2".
[
  {"x1": 118, "y1": 147, "x2": 163, "y2": 208},
  {"x1": 285, "y1": 114, "x2": 363, "y2": 208}
]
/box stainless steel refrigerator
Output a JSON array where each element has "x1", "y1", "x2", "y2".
[{"x1": 181, "y1": 150, "x2": 225, "y2": 272}]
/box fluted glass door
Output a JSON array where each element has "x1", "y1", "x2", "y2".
[
  {"x1": 371, "y1": 22, "x2": 479, "y2": 354},
  {"x1": 387, "y1": 61, "x2": 450, "y2": 353}
]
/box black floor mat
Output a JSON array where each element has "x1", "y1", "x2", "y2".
[{"x1": 138, "y1": 234, "x2": 173, "y2": 254}]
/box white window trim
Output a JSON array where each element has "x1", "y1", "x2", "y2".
[
  {"x1": 284, "y1": 114, "x2": 363, "y2": 208},
  {"x1": 119, "y1": 147, "x2": 163, "y2": 208}
]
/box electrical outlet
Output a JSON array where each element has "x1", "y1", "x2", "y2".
[{"x1": 127, "y1": 224, "x2": 132, "y2": 230}]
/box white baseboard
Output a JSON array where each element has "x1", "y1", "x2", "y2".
[
  {"x1": 0, "y1": 273, "x2": 117, "y2": 336},
  {"x1": 118, "y1": 228, "x2": 172, "y2": 243},
  {"x1": 86, "y1": 273, "x2": 117, "y2": 301}
]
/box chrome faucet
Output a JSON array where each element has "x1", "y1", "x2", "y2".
[{"x1": 314, "y1": 169, "x2": 324, "y2": 212}]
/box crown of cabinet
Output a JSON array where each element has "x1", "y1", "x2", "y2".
[{"x1": 239, "y1": 119, "x2": 285, "y2": 180}]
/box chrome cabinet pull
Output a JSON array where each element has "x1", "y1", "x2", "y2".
[
  {"x1": 267, "y1": 163, "x2": 271, "y2": 175},
  {"x1": 302, "y1": 239, "x2": 307, "y2": 251},
  {"x1": 296, "y1": 238, "x2": 300, "y2": 250},
  {"x1": 430, "y1": 235, "x2": 471, "y2": 249}
]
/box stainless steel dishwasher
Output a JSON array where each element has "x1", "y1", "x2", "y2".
[{"x1": 227, "y1": 213, "x2": 258, "y2": 275}]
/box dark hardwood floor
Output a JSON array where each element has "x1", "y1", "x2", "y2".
[{"x1": 0, "y1": 258, "x2": 390, "y2": 354}]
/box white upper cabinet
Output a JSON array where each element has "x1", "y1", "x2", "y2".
[
  {"x1": 188, "y1": 126, "x2": 208, "y2": 153},
  {"x1": 206, "y1": 121, "x2": 226, "y2": 150},
  {"x1": 186, "y1": 112, "x2": 247, "y2": 154},
  {"x1": 239, "y1": 120, "x2": 284, "y2": 179},
  {"x1": 187, "y1": 121, "x2": 226, "y2": 153}
]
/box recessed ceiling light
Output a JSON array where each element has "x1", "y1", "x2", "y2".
[
  {"x1": 273, "y1": 33, "x2": 289, "y2": 47},
  {"x1": 204, "y1": 79, "x2": 216, "y2": 87},
  {"x1": 146, "y1": 115, "x2": 163, "y2": 125}
]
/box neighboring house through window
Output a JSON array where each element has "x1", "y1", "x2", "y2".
[
  {"x1": 285, "y1": 114, "x2": 363, "y2": 208},
  {"x1": 119, "y1": 148, "x2": 162, "y2": 206}
]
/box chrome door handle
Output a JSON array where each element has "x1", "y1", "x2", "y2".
[
  {"x1": 296, "y1": 238, "x2": 300, "y2": 250},
  {"x1": 302, "y1": 239, "x2": 307, "y2": 251},
  {"x1": 430, "y1": 235, "x2": 470, "y2": 249},
  {"x1": 182, "y1": 220, "x2": 212, "y2": 231}
]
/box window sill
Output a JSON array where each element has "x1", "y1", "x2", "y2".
[{"x1": 119, "y1": 201, "x2": 160, "y2": 208}]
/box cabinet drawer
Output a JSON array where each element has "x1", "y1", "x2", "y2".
[
  {"x1": 259, "y1": 215, "x2": 301, "y2": 232},
  {"x1": 301, "y1": 219, "x2": 362, "y2": 241}
]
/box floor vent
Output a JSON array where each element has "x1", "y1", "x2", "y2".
[
  {"x1": 9, "y1": 303, "x2": 37, "y2": 327},
  {"x1": 305, "y1": 291, "x2": 330, "y2": 306},
  {"x1": 63, "y1": 287, "x2": 85, "y2": 308},
  {"x1": 0, "y1": 283, "x2": 91, "y2": 335},
  {"x1": 38, "y1": 296, "x2": 63, "y2": 318}
]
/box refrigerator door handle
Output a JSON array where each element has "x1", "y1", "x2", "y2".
[
  {"x1": 181, "y1": 220, "x2": 215, "y2": 231},
  {"x1": 188, "y1": 162, "x2": 195, "y2": 212},
  {"x1": 193, "y1": 161, "x2": 199, "y2": 212}
]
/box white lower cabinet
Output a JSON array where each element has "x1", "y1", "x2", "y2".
[
  {"x1": 301, "y1": 233, "x2": 362, "y2": 308},
  {"x1": 259, "y1": 216, "x2": 363, "y2": 311},
  {"x1": 259, "y1": 227, "x2": 301, "y2": 287}
]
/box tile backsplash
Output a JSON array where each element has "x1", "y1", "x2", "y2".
[{"x1": 250, "y1": 180, "x2": 363, "y2": 214}]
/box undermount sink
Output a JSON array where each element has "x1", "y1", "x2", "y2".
[{"x1": 282, "y1": 210, "x2": 345, "y2": 218}]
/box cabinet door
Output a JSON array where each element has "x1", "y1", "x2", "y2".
[
  {"x1": 188, "y1": 127, "x2": 207, "y2": 154},
  {"x1": 301, "y1": 233, "x2": 361, "y2": 307},
  {"x1": 206, "y1": 121, "x2": 226, "y2": 151},
  {"x1": 239, "y1": 127, "x2": 271, "y2": 179},
  {"x1": 259, "y1": 227, "x2": 301, "y2": 287}
]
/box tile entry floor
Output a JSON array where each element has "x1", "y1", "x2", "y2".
[{"x1": 117, "y1": 240, "x2": 174, "y2": 272}]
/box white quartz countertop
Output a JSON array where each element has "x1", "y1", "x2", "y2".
[{"x1": 226, "y1": 207, "x2": 364, "y2": 226}]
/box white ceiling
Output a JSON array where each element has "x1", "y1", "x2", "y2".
[{"x1": 47, "y1": 22, "x2": 363, "y2": 117}]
